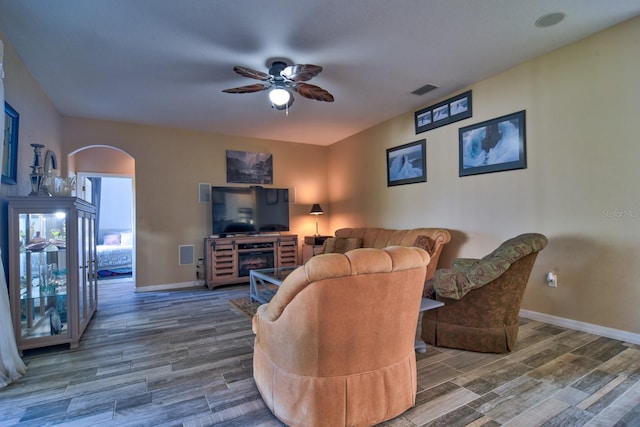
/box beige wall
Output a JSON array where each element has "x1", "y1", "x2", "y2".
[
  {"x1": 0, "y1": 31, "x2": 62, "y2": 198},
  {"x1": 60, "y1": 117, "x2": 328, "y2": 288},
  {"x1": 70, "y1": 146, "x2": 135, "y2": 176},
  {"x1": 0, "y1": 30, "x2": 62, "y2": 269},
  {"x1": 3, "y1": 17, "x2": 639, "y2": 334},
  {"x1": 328, "y1": 17, "x2": 640, "y2": 334}
]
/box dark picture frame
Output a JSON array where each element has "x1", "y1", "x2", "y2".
[
  {"x1": 226, "y1": 150, "x2": 273, "y2": 184},
  {"x1": 458, "y1": 110, "x2": 526, "y2": 177},
  {"x1": 386, "y1": 139, "x2": 426, "y2": 187},
  {"x1": 415, "y1": 90, "x2": 472, "y2": 134},
  {"x1": 3, "y1": 102, "x2": 19, "y2": 185}
]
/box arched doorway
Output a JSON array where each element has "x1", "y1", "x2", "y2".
[{"x1": 68, "y1": 146, "x2": 135, "y2": 284}]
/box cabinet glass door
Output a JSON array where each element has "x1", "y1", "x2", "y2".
[
  {"x1": 77, "y1": 213, "x2": 96, "y2": 325},
  {"x1": 86, "y1": 214, "x2": 97, "y2": 314},
  {"x1": 18, "y1": 211, "x2": 69, "y2": 340}
]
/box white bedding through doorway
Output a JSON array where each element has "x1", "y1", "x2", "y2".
[{"x1": 96, "y1": 244, "x2": 133, "y2": 271}]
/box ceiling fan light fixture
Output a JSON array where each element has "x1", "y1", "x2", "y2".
[
  {"x1": 269, "y1": 88, "x2": 291, "y2": 106},
  {"x1": 223, "y1": 59, "x2": 333, "y2": 111},
  {"x1": 272, "y1": 93, "x2": 294, "y2": 111}
]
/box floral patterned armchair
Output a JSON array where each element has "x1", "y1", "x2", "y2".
[{"x1": 421, "y1": 233, "x2": 548, "y2": 353}]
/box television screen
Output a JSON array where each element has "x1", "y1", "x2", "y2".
[{"x1": 211, "y1": 186, "x2": 290, "y2": 235}]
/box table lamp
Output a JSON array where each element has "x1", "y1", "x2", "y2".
[{"x1": 309, "y1": 204, "x2": 323, "y2": 236}]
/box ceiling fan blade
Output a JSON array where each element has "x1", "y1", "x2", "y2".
[
  {"x1": 222, "y1": 83, "x2": 270, "y2": 94},
  {"x1": 294, "y1": 82, "x2": 334, "y2": 102},
  {"x1": 282, "y1": 64, "x2": 323, "y2": 82},
  {"x1": 232, "y1": 66, "x2": 271, "y2": 81}
]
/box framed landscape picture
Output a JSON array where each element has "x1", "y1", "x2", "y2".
[
  {"x1": 458, "y1": 110, "x2": 526, "y2": 177},
  {"x1": 386, "y1": 139, "x2": 426, "y2": 186},
  {"x1": 226, "y1": 150, "x2": 273, "y2": 184},
  {"x1": 415, "y1": 90, "x2": 472, "y2": 134}
]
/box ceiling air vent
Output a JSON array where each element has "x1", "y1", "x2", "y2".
[
  {"x1": 535, "y1": 12, "x2": 565, "y2": 28},
  {"x1": 411, "y1": 84, "x2": 439, "y2": 96}
]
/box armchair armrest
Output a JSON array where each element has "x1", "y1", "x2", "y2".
[
  {"x1": 432, "y1": 269, "x2": 471, "y2": 300},
  {"x1": 433, "y1": 257, "x2": 511, "y2": 300},
  {"x1": 315, "y1": 239, "x2": 328, "y2": 255},
  {"x1": 452, "y1": 258, "x2": 478, "y2": 273},
  {"x1": 432, "y1": 257, "x2": 483, "y2": 299}
]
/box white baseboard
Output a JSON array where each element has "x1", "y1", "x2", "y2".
[
  {"x1": 519, "y1": 309, "x2": 640, "y2": 345},
  {"x1": 135, "y1": 280, "x2": 206, "y2": 293}
]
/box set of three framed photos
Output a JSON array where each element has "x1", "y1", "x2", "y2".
[{"x1": 387, "y1": 90, "x2": 526, "y2": 186}]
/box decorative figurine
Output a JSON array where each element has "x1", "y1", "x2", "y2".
[{"x1": 28, "y1": 143, "x2": 51, "y2": 196}]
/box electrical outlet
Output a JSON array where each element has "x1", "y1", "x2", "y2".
[
  {"x1": 196, "y1": 258, "x2": 203, "y2": 280},
  {"x1": 546, "y1": 272, "x2": 557, "y2": 287}
]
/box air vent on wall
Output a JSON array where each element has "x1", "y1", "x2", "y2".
[
  {"x1": 179, "y1": 245, "x2": 195, "y2": 265},
  {"x1": 199, "y1": 183, "x2": 211, "y2": 203}
]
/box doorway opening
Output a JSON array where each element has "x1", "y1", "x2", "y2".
[
  {"x1": 79, "y1": 174, "x2": 134, "y2": 283},
  {"x1": 69, "y1": 145, "x2": 135, "y2": 285}
]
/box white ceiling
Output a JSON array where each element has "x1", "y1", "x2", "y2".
[{"x1": 1, "y1": 0, "x2": 639, "y2": 146}]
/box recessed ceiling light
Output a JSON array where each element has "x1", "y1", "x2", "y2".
[{"x1": 535, "y1": 12, "x2": 566, "y2": 28}]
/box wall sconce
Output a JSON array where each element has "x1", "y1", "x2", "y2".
[{"x1": 309, "y1": 203, "x2": 324, "y2": 236}]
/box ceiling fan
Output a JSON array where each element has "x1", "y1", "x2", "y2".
[{"x1": 222, "y1": 58, "x2": 334, "y2": 111}]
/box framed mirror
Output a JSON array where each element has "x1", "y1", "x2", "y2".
[{"x1": 3, "y1": 101, "x2": 19, "y2": 185}]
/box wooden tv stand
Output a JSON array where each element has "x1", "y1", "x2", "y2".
[{"x1": 204, "y1": 234, "x2": 298, "y2": 289}]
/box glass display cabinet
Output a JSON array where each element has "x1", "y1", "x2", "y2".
[{"x1": 8, "y1": 196, "x2": 97, "y2": 352}]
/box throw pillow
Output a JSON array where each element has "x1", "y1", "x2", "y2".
[
  {"x1": 323, "y1": 237, "x2": 362, "y2": 254},
  {"x1": 413, "y1": 235, "x2": 435, "y2": 255},
  {"x1": 103, "y1": 233, "x2": 121, "y2": 245},
  {"x1": 423, "y1": 279, "x2": 436, "y2": 299},
  {"x1": 120, "y1": 232, "x2": 133, "y2": 246}
]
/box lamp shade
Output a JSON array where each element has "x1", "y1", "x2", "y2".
[
  {"x1": 309, "y1": 204, "x2": 323, "y2": 215},
  {"x1": 272, "y1": 93, "x2": 294, "y2": 110},
  {"x1": 269, "y1": 88, "x2": 291, "y2": 106}
]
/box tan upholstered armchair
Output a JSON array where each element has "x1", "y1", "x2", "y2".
[
  {"x1": 421, "y1": 233, "x2": 548, "y2": 353},
  {"x1": 252, "y1": 246, "x2": 430, "y2": 427}
]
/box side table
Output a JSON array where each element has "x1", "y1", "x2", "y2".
[
  {"x1": 249, "y1": 266, "x2": 298, "y2": 304},
  {"x1": 415, "y1": 297, "x2": 444, "y2": 353},
  {"x1": 302, "y1": 244, "x2": 325, "y2": 263},
  {"x1": 302, "y1": 235, "x2": 331, "y2": 263}
]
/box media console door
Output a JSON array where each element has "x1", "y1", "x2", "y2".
[{"x1": 205, "y1": 235, "x2": 298, "y2": 289}]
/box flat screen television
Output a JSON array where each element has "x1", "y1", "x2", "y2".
[{"x1": 211, "y1": 186, "x2": 290, "y2": 235}]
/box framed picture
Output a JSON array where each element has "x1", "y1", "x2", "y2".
[
  {"x1": 226, "y1": 150, "x2": 273, "y2": 184},
  {"x1": 386, "y1": 139, "x2": 426, "y2": 186},
  {"x1": 415, "y1": 90, "x2": 472, "y2": 134},
  {"x1": 458, "y1": 110, "x2": 526, "y2": 177},
  {"x1": 3, "y1": 102, "x2": 19, "y2": 185}
]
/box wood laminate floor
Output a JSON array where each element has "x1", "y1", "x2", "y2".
[{"x1": 1, "y1": 281, "x2": 639, "y2": 426}]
